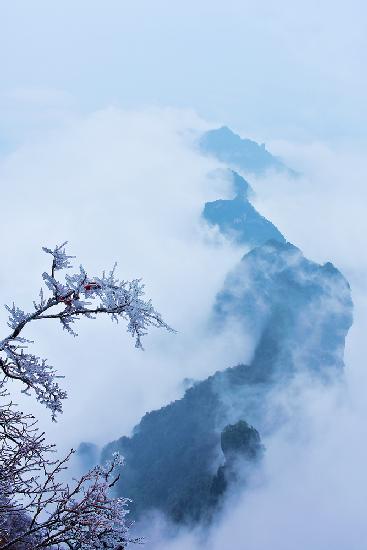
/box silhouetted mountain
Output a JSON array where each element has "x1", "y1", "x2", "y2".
[
  {"x1": 76, "y1": 442, "x2": 100, "y2": 471},
  {"x1": 200, "y1": 126, "x2": 296, "y2": 176},
  {"x1": 214, "y1": 240, "x2": 353, "y2": 384},
  {"x1": 98, "y1": 241, "x2": 352, "y2": 524},
  {"x1": 203, "y1": 171, "x2": 285, "y2": 247},
  {"x1": 101, "y1": 369, "x2": 263, "y2": 525},
  {"x1": 80, "y1": 126, "x2": 351, "y2": 529}
]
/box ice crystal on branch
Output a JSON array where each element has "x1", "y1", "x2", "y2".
[
  {"x1": 0, "y1": 242, "x2": 174, "y2": 417},
  {"x1": 4, "y1": 305, "x2": 30, "y2": 331},
  {"x1": 42, "y1": 241, "x2": 74, "y2": 272},
  {"x1": 0, "y1": 400, "x2": 134, "y2": 548},
  {"x1": 1, "y1": 347, "x2": 66, "y2": 418},
  {"x1": 0, "y1": 242, "x2": 173, "y2": 548}
]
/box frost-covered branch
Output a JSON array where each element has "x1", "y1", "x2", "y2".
[
  {"x1": 0, "y1": 242, "x2": 173, "y2": 548},
  {"x1": 0, "y1": 242, "x2": 174, "y2": 418},
  {"x1": 0, "y1": 396, "x2": 135, "y2": 549}
]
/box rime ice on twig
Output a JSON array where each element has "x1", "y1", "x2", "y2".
[
  {"x1": 42, "y1": 241, "x2": 74, "y2": 272},
  {"x1": 4, "y1": 304, "x2": 30, "y2": 331},
  {"x1": 0, "y1": 398, "x2": 135, "y2": 548},
  {"x1": 0, "y1": 242, "x2": 173, "y2": 548},
  {"x1": 0, "y1": 242, "x2": 174, "y2": 418},
  {"x1": 1, "y1": 347, "x2": 66, "y2": 418}
]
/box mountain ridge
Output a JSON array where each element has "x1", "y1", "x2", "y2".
[
  {"x1": 78, "y1": 125, "x2": 352, "y2": 528},
  {"x1": 199, "y1": 126, "x2": 297, "y2": 176}
]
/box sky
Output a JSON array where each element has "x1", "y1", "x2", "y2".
[
  {"x1": 1, "y1": 0, "x2": 367, "y2": 148},
  {"x1": 1, "y1": 3, "x2": 367, "y2": 549}
]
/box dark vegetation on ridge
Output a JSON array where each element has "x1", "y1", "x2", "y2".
[
  {"x1": 94, "y1": 241, "x2": 352, "y2": 524},
  {"x1": 101, "y1": 369, "x2": 264, "y2": 524}
]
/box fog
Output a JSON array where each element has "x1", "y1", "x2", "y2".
[
  {"x1": 1, "y1": 1, "x2": 367, "y2": 547},
  {"x1": 1, "y1": 107, "x2": 367, "y2": 549},
  {"x1": 0, "y1": 107, "x2": 256, "y2": 449},
  {"x1": 142, "y1": 139, "x2": 367, "y2": 549}
]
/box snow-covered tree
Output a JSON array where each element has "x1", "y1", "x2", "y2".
[{"x1": 0, "y1": 242, "x2": 173, "y2": 548}]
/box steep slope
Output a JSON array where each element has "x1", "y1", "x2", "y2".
[
  {"x1": 214, "y1": 240, "x2": 353, "y2": 383},
  {"x1": 101, "y1": 368, "x2": 263, "y2": 524},
  {"x1": 203, "y1": 171, "x2": 285, "y2": 247}
]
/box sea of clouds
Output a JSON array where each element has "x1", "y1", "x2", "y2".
[
  {"x1": 1, "y1": 108, "x2": 367, "y2": 549},
  {"x1": 0, "y1": 107, "x2": 253, "y2": 448},
  {"x1": 145, "y1": 128, "x2": 367, "y2": 549}
]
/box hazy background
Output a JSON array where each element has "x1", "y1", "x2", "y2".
[
  {"x1": 1, "y1": 0, "x2": 366, "y2": 148},
  {"x1": 1, "y1": 2, "x2": 367, "y2": 549}
]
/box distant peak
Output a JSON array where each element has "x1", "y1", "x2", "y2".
[{"x1": 200, "y1": 126, "x2": 296, "y2": 176}]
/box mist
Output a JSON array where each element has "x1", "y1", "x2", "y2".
[
  {"x1": 1, "y1": 103, "x2": 366, "y2": 549},
  {"x1": 0, "y1": 107, "x2": 258, "y2": 450},
  {"x1": 140, "y1": 141, "x2": 367, "y2": 549},
  {"x1": 1, "y1": 1, "x2": 367, "y2": 548},
  {"x1": 1, "y1": 110, "x2": 367, "y2": 549}
]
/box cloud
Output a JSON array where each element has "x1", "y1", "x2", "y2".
[
  {"x1": 2, "y1": 106, "x2": 367, "y2": 549},
  {"x1": 145, "y1": 374, "x2": 367, "y2": 550},
  {"x1": 182, "y1": 379, "x2": 367, "y2": 550},
  {"x1": 0, "y1": 107, "x2": 254, "y2": 451},
  {"x1": 135, "y1": 140, "x2": 367, "y2": 549}
]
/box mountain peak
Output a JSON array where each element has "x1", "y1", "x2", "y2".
[{"x1": 200, "y1": 126, "x2": 295, "y2": 176}]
